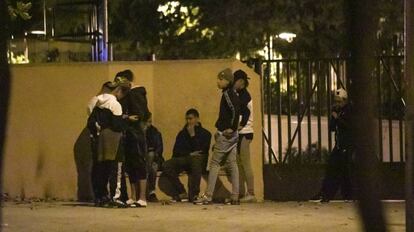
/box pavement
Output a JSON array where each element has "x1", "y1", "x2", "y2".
[{"x1": 0, "y1": 200, "x2": 405, "y2": 232}]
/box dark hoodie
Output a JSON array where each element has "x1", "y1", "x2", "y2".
[
  {"x1": 215, "y1": 87, "x2": 241, "y2": 132},
  {"x1": 172, "y1": 124, "x2": 212, "y2": 158},
  {"x1": 330, "y1": 103, "x2": 353, "y2": 150},
  {"x1": 121, "y1": 86, "x2": 151, "y2": 122}
]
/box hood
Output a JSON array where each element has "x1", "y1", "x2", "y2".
[{"x1": 95, "y1": 93, "x2": 122, "y2": 116}]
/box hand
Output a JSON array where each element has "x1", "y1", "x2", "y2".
[
  {"x1": 190, "y1": 151, "x2": 202, "y2": 156},
  {"x1": 331, "y1": 112, "x2": 338, "y2": 119},
  {"x1": 223, "y1": 129, "x2": 234, "y2": 138},
  {"x1": 128, "y1": 115, "x2": 139, "y2": 121},
  {"x1": 187, "y1": 124, "x2": 196, "y2": 137}
]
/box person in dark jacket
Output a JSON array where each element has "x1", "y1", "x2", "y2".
[
  {"x1": 312, "y1": 88, "x2": 353, "y2": 203},
  {"x1": 161, "y1": 109, "x2": 212, "y2": 202},
  {"x1": 87, "y1": 80, "x2": 130, "y2": 207},
  {"x1": 233, "y1": 70, "x2": 256, "y2": 203},
  {"x1": 145, "y1": 113, "x2": 164, "y2": 202},
  {"x1": 115, "y1": 69, "x2": 151, "y2": 207},
  {"x1": 194, "y1": 68, "x2": 241, "y2": 205}
]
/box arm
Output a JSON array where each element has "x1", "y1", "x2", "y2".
[
  {"x1": 155, "y1": 130, "x2": 164, "y2": 157},
  {"x1": 172, "y1": 131, "x2": 187, "y2": 156},
  {"x1": 239, "y1": 92, "x2": 252, "y2": 127}
]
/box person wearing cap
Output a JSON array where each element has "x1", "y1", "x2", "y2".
[
  {"x1": 194, "y1": 68, "x2": 241, "y2": 205},
  {"x1": 114, "y1": 69, "x2": 151, "y2": 207},
  {"x1": 312, "y1": 88, "x2": 353, "y2": 203},
  {"x1": 233, "y1": 70, "x2": 256, "y2": 203}
]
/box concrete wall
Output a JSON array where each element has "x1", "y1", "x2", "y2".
[{"x1": 3, "y1": 59, "x2": 263, "y2": 200}]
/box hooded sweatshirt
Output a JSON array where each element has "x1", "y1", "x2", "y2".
[
  {"x1": 215, "y1": 87, "x2": 240, "y2": 132},
  {"x1": 87, "y1": 93, "x2": 125, "y2": 136},
  {"x1": 238, "y1": 88, "x2": 254, "y2": 135}
]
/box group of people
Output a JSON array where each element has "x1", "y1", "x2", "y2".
[{"x1": 86, "y1": 68, "x2": 256, "y2": 207}]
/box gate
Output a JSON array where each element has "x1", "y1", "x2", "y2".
[{"x1": 250, "y1": 56, "x2": 406, "y2": 200}]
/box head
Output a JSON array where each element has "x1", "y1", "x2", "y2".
[
  {"x1": 114, "y1": 69, "x2": 134, "y2": 83},
  {"x1": 99, "y1": 81, "x2": 112, "y2": 95},
  {"x1": 217, "y1": 68, "x2": 234, "y2": 89},
  {"x1": 107, "y1": 80, "x2": 130, "y2": 100},
  {"x1": 185, "y1": 108, "x2": 200, "y2": 126},
  {"x1": 334, "y1": 88, "x2": 348, "y2": 107},
  {"x1": 233, "y1": 69, "x2": 249, "y2": 91}
]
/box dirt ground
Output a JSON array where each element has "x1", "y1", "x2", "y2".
[{"x1": 0, "y1": 201, "x2": 405, "y2": 232}]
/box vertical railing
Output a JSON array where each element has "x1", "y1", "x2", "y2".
[{"x1": 260, "y1": 56, "x2": 404, "y2": 165}]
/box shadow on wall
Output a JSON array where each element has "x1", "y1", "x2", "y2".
[{"x1": 73, "y1": 127, "x2": 94, "y2": 202}]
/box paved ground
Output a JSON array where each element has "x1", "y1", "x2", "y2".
[{"x1": 0, "y1": 201, "x2": 405, "y2": 232}]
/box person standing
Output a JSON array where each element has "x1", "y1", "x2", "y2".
[
  {"x1": 116, "y1": 70, "x2": 151, "y2": 207},
  {"x1": 312, "y1": 88, "x2": 353, "y2": 203},
  {"x1": 233, "y1": 70, "x2": 256, "y2": 203},
  {"x1": 87, "y1": 80, "x2": 130, "y2": 207},
  {"x1": 194, "y1": 68, "x2": 241, "y2": 205}
]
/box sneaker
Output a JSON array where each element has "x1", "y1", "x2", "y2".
[
  {"x1": 111, "y1": 199, "x2": 127, "y2": 208},
  {"x1": 240, "y1": 194, "x2": 257, "y2": 203},
  {"x1": 178, "y1": 192, "x2": 189, "y2": 202},
  {"x1": 224, "y1": 198, "x2": 240, "y2": 205},
  {"x1": 126, "y1": 199, "x2": 137, "y2": 208},
  {"x1": 193, "y1": 194, "x2": 212, "y2": 205},
  {"x1": 136, "y1": 199, "x2": 148, "y2": 208},
  {"x1": 148, "y1": 193, "x2": 159, "y2": 203}
]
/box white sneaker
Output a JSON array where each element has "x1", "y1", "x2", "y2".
[
  {"x1": 240, "y1": 194, "x2": 257, "y2": 203},
  {"x1": 136, "y1": 199, "x2": 147, "y2": 208},
  {"x1": 126, "y1": 199, "x2": 137, "y2": 208}
]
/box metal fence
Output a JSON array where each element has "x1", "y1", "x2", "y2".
[{"x1": 256, "y1": 56, "x2": 405, "y2": 165}]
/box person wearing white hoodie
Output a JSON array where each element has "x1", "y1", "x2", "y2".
[{"x1": 87, "y1": 80, "x2": 130, "y2": 207}]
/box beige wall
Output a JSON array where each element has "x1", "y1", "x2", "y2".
[{"x1": 3, "y1": 59, "x2": 263, "y2": 200}]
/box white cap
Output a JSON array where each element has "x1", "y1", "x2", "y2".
[{"x1": 335, "y1": 88, "x2": 348, "y2": 99}]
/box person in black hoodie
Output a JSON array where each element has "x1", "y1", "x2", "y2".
[
  {"x1": 145, "y1": 113, "x2": 164, "y2": 202},
  {"x1": 312, "y1": 88, "x2": 353, "y2": 203},
  {"x1": 194, "y1": 68, "x2": 241, "y2": 205},
  {"x1": 115, "y1": 70, "x2": 151, "y2": 207},
  {"x1": 87, "y1": 80, "x2": 130, "y2": 207},
  {"x1": 161, "y1": 109, "x2": 211, "y2": 202}
]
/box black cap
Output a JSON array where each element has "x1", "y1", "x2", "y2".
[{"x1": 233, "y1": 69, "x2": 250, "y2": 87}]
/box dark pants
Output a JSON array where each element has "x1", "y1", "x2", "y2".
[
  {"x1": 162, "y1": 155, "x2": 204, "y2": 199},
  {"x1": 125, "y1": 122, "x2": 148, "y2": 182},
  {"x1": 146, "y1": 151, "x2": 159, "y2": 195},
  {"x1": 321, "y1": 147, "x2": 353, "y2": 200},
  {"x1": 92, "y1": 160, "x2": 120, "y2": 200}
]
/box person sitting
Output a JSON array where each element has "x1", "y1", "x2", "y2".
[
  {"x1": 145, "y1": 113, "x2": 164, "y2": 202},
  {"x1": 161, "y1": 109, "x2": 212, "y2": 202}
]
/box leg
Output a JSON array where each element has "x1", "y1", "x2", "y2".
[
  {"x1": 205, "y1": 150, "x2": 225, "y2": 198},
  {"x1": 225, "y1": 147, "x2": 239, "y2": 200},
  {"x1": 341, "y1": 151, "x2": 353, "y2": 200},
  {"x1": 239, "y1": 137, "x2": 255, "y2": 196},
  {"x1": 162, "y1": 158, "x2": 187, "y2": 197},
  {"x1": 109, "y1": 161, "x2": 123, "y2": 201},
  {"x1": 188, "y1": 155, "x2": 203, "y2": 200},
  {"x1": 146, "y1": 151, "x2": 157, "y2": 195},
  {"x1": 321, "y1": 148, "x2": 342, "y2": 200}
]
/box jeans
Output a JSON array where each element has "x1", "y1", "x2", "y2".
[{"x1": 205, "y1": 131, "x2": 239, "y2": 200}]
